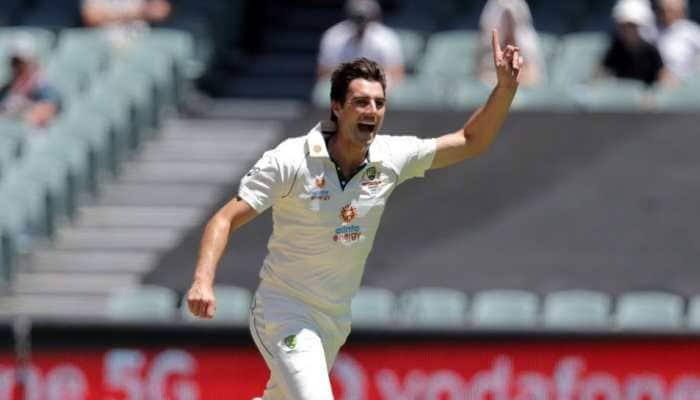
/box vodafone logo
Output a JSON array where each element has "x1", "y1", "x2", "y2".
[{"x1": 331, "y1": 353, "x2": 700, "y2": 400}]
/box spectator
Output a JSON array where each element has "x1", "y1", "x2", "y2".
[
  {"x1": 81, "y1": 0, "x2": 171, "y2": 50},
  {"x1": 600, "y1": 0, "x2": 664, "y2": 85},
  {"x1": 317, "y1": 0, "x2": 404, "y2": 87},
  {"x1": 655, "y1": 0, "x2": 700, "y2": 85},
  {"x1": 478, "y1": 0, "x2": 544, "y2": 87},
  {"x1": 0, "y1": 38, "x2": 61, "y2": 129}
]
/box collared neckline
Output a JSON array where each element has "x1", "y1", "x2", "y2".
[{"x1": 306, "y1": 120, "x2": 385, "y2": 163}]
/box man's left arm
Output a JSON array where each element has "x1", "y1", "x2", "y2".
[{"x1": 430, "y1": 29, "x2": 522, "y2": 170}]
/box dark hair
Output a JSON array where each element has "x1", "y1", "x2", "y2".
[{"x1": 329, "y1": 58, "x2": 386, "y2": 122}]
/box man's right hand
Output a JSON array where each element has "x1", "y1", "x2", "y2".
[{"x1": 187, "y1": 281, "x2": 216, "y2": 319}]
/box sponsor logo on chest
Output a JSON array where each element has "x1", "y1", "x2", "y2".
[
  {"x1": 309, "y1": 174, "x2": 331, "y2": 201},
  {"x1": 333, "y1": 204, "x2": 362, "y2": 243}
]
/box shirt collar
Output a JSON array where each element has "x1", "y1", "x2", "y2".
[{"x1": 306, "y1": 120, "x2": 385, "y2": 163}]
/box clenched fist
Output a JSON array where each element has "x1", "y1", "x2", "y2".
[{"x1": 187, "y1": 281, "x2": 216, "y2": 319}]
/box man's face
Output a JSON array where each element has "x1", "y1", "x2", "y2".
[
  {"x1": 657, "y1": 0, "x2": 684, "y2": 26},
  {"x1": 332, "y1": 78, "x2": 386, "y2": 147},
  {"x1": 618, "y1": 22, "x2": 642, "y2": 48}
]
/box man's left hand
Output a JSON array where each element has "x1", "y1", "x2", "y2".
[{"x1": 491, "y1": 29, "x2": 522, "y2": 90}]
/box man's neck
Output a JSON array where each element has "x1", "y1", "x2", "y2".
[{"x1": 327, "y1": 133, "x2": 368, "y2": 178}]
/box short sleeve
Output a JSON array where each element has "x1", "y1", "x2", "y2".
[
  {"x1": 388, "y1": 136, "x2": 437, "y2": 184},
  {"x1": 237, "y1": 150, "x2": 287, "y2": 213}
]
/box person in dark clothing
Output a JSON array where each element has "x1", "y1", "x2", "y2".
[
  {"x1": 601, "y1": 0, "x2": 665, "y2": 85},
  {"x1": 0, "y1": 38, "x2": 61, "y2": 128}
]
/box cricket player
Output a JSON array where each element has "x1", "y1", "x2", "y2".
[{"x1": 187, "y1": 30, "x2": 522, "y2": 399}]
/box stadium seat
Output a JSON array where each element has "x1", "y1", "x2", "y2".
[
  {"x1": 143, "y1": 28, "x2": 198, "y2": 80},
  {"x1": 87, "y1": 84, "x2": 133, "y2": 161},
  {"x1": 104, "y1": 64, "x2": 158, "y2": 145},
  {"x1": 0, "y1": 195, "x2": 26, "y2": 284},
  {"x1": 687, "y1": 296, "x2": 700, "y2": 330},
  {"x1": 614, "y1": 291, "x2": 685, "y2": 329},
  {"x1": 569, "y1": 79, "x2": 646, "y2": 111},
  {"x1": 418, "y1": 30, "x2": 480, "y2": 79},
  {"x1": 397, "y1": 287, "x2": 468, "y2": 327},
  {"x1": 59, "y1": 104, "x2": 114, "y2": 185},
  {"x1": 43, "y1": 59, "x2": 85, "y2": 109},
  {"x1": 107, "y1": 285, "x2": 178, "y2": 321},
  {"x1": 311, "y1": 79, "x2": 331, "y2": 108},
  {"x1": 0, "y1": 135, "x2": 17, "y2": 179},
  {"x1": 543, "y1": 289, "x2": 612, "y2": 328},
  {"x1": 0, "y1": 27, "x2": 55, "y2": 64},
  {"x1": 471, "y1": 289, "x2": 539, "y2": 328},
  {"x1": 21, "y1": 141, "x2": 75, "y2": 222},
  {"x1": 0, "y1": 117, "x2": 26, "y2": 157},
  {"x1": 552, "y1": 32, "x2": 608, "y2": 87},
  {"x1": 181, "y1": 285, "x2": 252, "y2": 323},
  {"x1": 450, "y1": 80, "x2": 493, "y2": 111},
  {"x1": 510, "y1": 86, "x2": 575, "y2": 111},
  {"x1": 394, "y1": 29, "x2": 425, "y2": 73},
  {"x1": 0, "y1": 48, "x2": 9, "y2": 85},
  {"x1": 126, "y1": 43, "x2": 178, "y2": 109},
  {"x1": 652, "y1": 81, "x2": 700, "y2": 111},
  {"x1": 56, "y1": 29, "x2": 111, "y2": 83},
  {"x1": 0, "y1": 166, "x2": 53, "y2": 239},
  {"x1": 351, "y1": 286, "x2": 396, "y2": 326},
  {"x1": 388, "y1": 76, "x2": 451, "y2": 110}
]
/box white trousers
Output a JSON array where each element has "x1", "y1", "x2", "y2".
[{"x1": 249, "y1": 285, "x2": 351, "y2": 400}]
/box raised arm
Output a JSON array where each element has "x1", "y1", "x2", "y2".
[
  {"x1": 431, "y1": 29, "x2": 522, "y2": 169},
  {"x1": 187, "y1": 196, "x2": 258, "y2": 319}
]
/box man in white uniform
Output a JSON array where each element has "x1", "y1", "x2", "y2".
[{"x1": 188, "y1": 30, "x2": 523, "y2": 400}]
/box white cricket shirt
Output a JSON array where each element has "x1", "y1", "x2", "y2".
[{"x1": 238, "y1": 120, "x2": 436, "y2": 316}]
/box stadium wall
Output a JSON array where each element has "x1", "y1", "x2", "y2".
[{"x1": 1, "y1": 321, "x2": 700, "y2": 399}]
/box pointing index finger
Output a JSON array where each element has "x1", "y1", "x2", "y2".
[{"x1": 492, "y1": 29, "x2": 501, "y2": 61}]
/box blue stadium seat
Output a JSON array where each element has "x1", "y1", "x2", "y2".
[
  {"x1": 543, "y1": 289, "x2": 612, "y2": 328},
  {"x1": 471, "y1": 289, "x2": 539, "y2": 328},
  {"x1": 351, "y1": 286, "x2": 396, "y2": 326},
  {"x1": 397, "y1": 287, "x2": 468, "y2": 327},
  {"x1": 615, "y1": 291, "x2": 685, "y2": 329}
]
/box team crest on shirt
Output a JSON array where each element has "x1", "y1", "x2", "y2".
[
  {"x1": 315, "y1": 176, "x2": 326, "y2": 188},
  {"x1": 361, "y1": 166, "x2": 383, "y2": 188}
]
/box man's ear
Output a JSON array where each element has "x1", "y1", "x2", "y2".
[{"x1": 331, "y1": 101, "x2": 342, "y2": 119}]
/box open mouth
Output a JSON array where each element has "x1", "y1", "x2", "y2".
[{"x1": 357, "y1": 122, "x2": 376, "y2": 133}]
